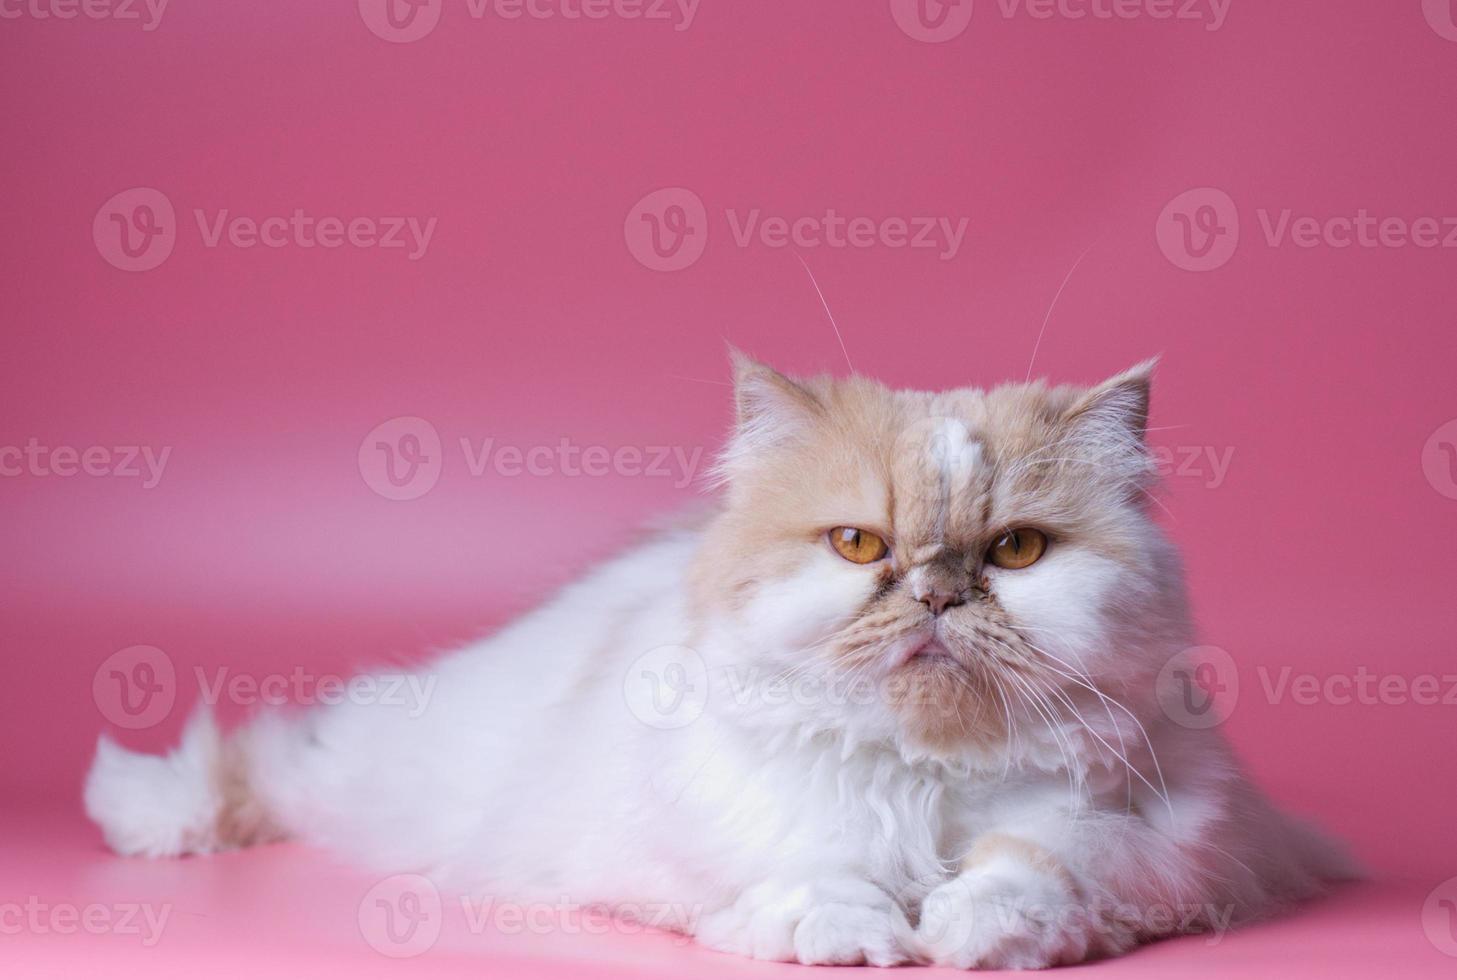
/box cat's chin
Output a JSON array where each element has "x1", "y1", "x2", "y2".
[{"x1": 886, "y1": 637, "x2": 1007, "y2": 754}]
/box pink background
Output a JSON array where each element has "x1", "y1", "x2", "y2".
[{"x1": 3, "y1": 1, "x2": 1457, "y2": 974}]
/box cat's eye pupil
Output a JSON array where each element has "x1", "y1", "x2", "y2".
[
  {"x1": 986, "y1": 527, "x2": 1047, "y2": 570},
  {"x1": 828, "y1": 526, "x2": 888, "y2": 564}
]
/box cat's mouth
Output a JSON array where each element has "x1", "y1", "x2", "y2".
[{"x1": 896, "y1": 630, "x2": 960, "y2": 669}]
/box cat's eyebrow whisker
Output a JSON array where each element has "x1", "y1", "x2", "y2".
[
  {"x1": 668, "y1": 374, "x2": 734, "y2": 387},
  {"x1": 794, "y1": 250, "x2": 854, "y2": 375},
  {"x1": 1025, "y1": 241, "x2": 1096, "y2": 383},
  {"x1": 1004, "y1": 452, "x2": 1177, "y2": 522},
  {"x1": 1005, "y1": 452, "x2": 1142, "y2": 480}
]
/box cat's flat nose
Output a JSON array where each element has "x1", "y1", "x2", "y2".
[
  {"x1": 914, "y1": 586, "x2": 964, "y2": 616},
  {"x1": 909, "y1": 557, "x2": 968, "y2": 615}
]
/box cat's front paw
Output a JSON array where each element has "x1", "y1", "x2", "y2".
[
  {"x1": 916, "y1": 865, "x2": 1093, "y2": 970},
  {"x1": 697, "y1": 877, "x2": 911, "y2": 966}
]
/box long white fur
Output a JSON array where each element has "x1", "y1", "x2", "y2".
[{"x1": 85, "y1": 366, "x2": 1352, "y2": 969}]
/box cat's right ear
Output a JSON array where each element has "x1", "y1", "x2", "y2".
[
  {"x1": 730, "y1": 348, "x2": 821, "y2": 435},
  {"x1": 717, "y1": 348, "x2": 823, "y2": 481}
]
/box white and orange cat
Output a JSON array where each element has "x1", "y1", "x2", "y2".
[{"x1": 85, "y1": 353, "x2": 1349, "y2": 968}]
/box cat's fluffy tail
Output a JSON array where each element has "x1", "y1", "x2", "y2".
[{"x1": 84, "y1": 708, "x2": 289, "y2": 858}]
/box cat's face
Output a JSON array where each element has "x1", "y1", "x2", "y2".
[{"x1": 692, "y1": 353, "x2": 1190, "y2": 760}]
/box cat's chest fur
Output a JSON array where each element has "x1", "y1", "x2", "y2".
[{"x1": 652, "y1": 723, "x2": 1040, "y2": 902}]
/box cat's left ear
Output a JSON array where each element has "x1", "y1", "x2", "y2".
[{"x1": 1063, "y1": 358, "x2": 1157, "y2": 447}]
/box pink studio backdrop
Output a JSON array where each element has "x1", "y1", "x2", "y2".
[{"x1": 3, "y1": 0, "x2": 1456, "y2": 916}]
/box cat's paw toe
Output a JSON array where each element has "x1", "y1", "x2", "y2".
[
  {"x1": 916, "y1": 869, "x2": 1092, "y2": 969},
  {"x1": 794, "y1": 903, "x2": 908, "y2": 966},
  {"x1": 697, "y1": 878, "x2": 910, "y2": 966}
]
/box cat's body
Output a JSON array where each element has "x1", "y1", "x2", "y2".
[{"x1": 86, "y1": 355, "x2": 1350, "y2": 968}]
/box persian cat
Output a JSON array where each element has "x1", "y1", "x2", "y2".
[{"x1": 85, "y1": 353, "x2": 1350, "y2": 968}]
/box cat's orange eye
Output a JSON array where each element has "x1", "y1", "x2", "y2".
[
  {"x1": 986, "y1": 528, "x2": 1047, "y2": 570},
  {"x1": 828, "y1": 527, "x2": 889, "y2": 565}
]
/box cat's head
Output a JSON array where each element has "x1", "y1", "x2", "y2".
[{"x1": 690, "y1": 351, "x2": 1191, "y2": 762}]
